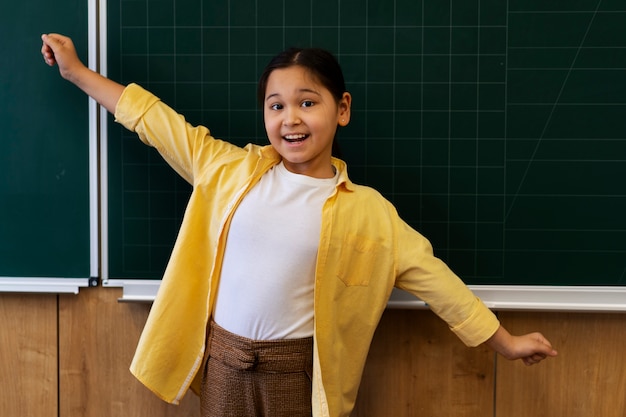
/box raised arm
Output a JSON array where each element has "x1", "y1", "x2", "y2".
[
  {"x1": 41, "y1": 33, "x2": 124, "y2": 114},
  {"x1": 485, "y1": 325, "x2": 558, "y2": 366}
]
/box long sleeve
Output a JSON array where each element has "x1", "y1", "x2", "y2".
[
  {"x1": 393, "y1": 215, "x2": 500, "y2": 347},
  {"x1": 114, "y1": 83, "x2": 242, "y2": 185}
]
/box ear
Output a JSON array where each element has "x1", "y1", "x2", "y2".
[{"x1": 337, "y1": 92, "x2": 352, "y2": 127}]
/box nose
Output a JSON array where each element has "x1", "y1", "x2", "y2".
[{"x1": 283, "y1": 106, "x2": 301, "y2": 126}]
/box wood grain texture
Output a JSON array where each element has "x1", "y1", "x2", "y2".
[
  {"x1": 352, "y1": 309, "x2": 495, "y2": 417},
  {"x1": 495, "y1": 312, "x2": 626, "y2": 417},
  {"x1": 58, "y1": 287, "x2": 200, "y2": 417},
  {"x1": 0, "y1": 294, "x2": 58, "y2": 417},
  {"x1": 4, "y1": 288, "x2": 624, "y2": 417}
]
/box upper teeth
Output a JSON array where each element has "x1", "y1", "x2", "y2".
[{"x1": 284, "y1": 134, "x2": 306, "y2": 140}]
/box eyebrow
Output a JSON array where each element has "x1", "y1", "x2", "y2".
[{"x1": 265, "y1": 88, "x2": 322, "y2": 102}]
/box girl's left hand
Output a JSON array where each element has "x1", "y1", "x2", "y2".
[{"x1": 486, "y1": 326, "x2": 558, "y2": 365}]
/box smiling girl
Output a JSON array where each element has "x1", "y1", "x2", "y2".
[
  {"x1": 260, "y1": 49, "x2": 351, "y2": 179},
  {"x1": 42, "y1": 33, "x2": 557, "y2": 417}
]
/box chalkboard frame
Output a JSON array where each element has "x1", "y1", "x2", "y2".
[
  {"x1": 0, "y1": 0, "x2": 99, "y2": 294},
  {"x1": 99, "y1": 0, "x2": 626, "y2": 311}
]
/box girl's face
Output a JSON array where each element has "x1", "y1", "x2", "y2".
[{"x1": 263, "y1": 65, "x2": 351, "y2": 178}]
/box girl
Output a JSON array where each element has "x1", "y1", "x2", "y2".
[{"x1": 42, "y1": 33, "x2": 557, "y2": 417}]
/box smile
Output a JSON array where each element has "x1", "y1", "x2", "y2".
[{"x1": 283, "y1": 134, "x2": 309, "y2": 143}]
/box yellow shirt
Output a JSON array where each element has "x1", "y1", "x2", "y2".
[{"x1": 117, "y1": 84, "x2": 500, "y2": 417}]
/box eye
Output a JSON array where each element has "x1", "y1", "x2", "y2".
[
  {"x1": 301, "y1": 100, "x2": 315, "y2": 108},
  {"x1": 269, "y1": 103, "x2": 283, "y2": 110}
]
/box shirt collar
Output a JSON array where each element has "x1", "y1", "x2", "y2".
[{"x1": 259, "y1": 145, "x2": 355, "y2": 193}]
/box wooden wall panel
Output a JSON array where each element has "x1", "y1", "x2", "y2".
[
  {"x1": 352, "y1": 309, "x2": 495, "y2": 417},
  {"x1": 0, "y1": 294, "x2": 58, "y2": 417},
  {"x1": 58, "y1": 287, "x2": 200, "y2": 417},
  {"x1": 495, "y1": 312, "x2": 626, "y2": 417},
  {"x1": 3, "y1": 289, "x2": 624, "y2": 417}
]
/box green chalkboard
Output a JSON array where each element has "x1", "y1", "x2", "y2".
[
  {"x1": 0, "y1": 0, "x2": 91, "y2": 280},
  {"x1": 106, "y1": 0, "x2": 626, "y2": 286}
]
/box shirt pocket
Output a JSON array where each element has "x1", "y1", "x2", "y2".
[{"x1": 337, "y1": 234, "x2": 383, "y2": 287}]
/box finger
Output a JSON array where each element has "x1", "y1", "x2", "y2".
[
  {"x1": 42, "y1": 50, "x2": 56, "y2": 66},
  {"x1": 41, "y1": 34, "x2": 56, "y2": 66},
  {"x1": 523, "y1": 352, "x2": 548, "y2": 366},
  {"x1": 41, "y1": 33, "x2": 66, "y2": 55},
  {"x1": 532, "y1": 333, "x2": 558, "y2": 357},
  {"x1": 42, "y1": 51, "x2": 56, "y2": 66},
  {"x1": 42, "y1": 34, "x2": 59, "y2": 50},
  {"x1": 523, "y1": 356, "x2": 539, "y2": 366},
  {"x1": 532, "y1": 353, "x2": 547, "y2": 363}
]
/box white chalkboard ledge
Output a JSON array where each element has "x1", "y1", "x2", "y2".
[
  {"x1": 106, "y1": 279, "x2": 626, "y2": 312},
  {"x1": 0, "y1": 277, "x2": 92, "y2": 294},
  {"x1": 104, "y1": 279, "x2": 161, "y2": 302},
  {"x1": 388, "y1": 286, "x2": 626, "y2": 312}
]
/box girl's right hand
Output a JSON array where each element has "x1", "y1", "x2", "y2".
[
  {"x1": 40, "y1": 33, "x2": 124, "y2": 115},
  {"x1": 41, "y1": 33, "x2": 87, "y2": 82}
]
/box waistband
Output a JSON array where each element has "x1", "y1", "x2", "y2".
[{"x1": 207, "y1": 320, "x2": 313, "y2": 373}]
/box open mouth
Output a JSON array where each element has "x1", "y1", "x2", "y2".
[{"x1": 283, "y1": 133, "x2": 309, "y2": 143}]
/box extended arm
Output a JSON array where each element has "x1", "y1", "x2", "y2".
[
  {"x1": 41, "y1": 33, "x2": 124, "y2": 114},
  {"x1": 485, "y1": 325, "x2": 558, "y2": 366}
]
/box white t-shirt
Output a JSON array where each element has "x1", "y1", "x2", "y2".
[{"x1": 213, "y1": 162, "x2": 338, "y2": 340}]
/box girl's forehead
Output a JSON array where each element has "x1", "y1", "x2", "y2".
[{"x1": 267, "y1": 66, "x2": 322, "y2": 90}]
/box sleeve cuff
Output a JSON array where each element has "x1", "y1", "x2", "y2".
[
  {"x1": 114, "y1": 83, "x2": 161, "y2": 132},
  {"x1": 450, "y1": 297, "x2": 500, "y2": 347}
]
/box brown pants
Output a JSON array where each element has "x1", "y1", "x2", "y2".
[{"x1": 200, "y1": 321, "x2": 314, "y2": 417}]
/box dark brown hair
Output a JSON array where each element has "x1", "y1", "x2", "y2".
[{"x1": 257, "y1": 47, "x2": 347, "y2": 105}]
